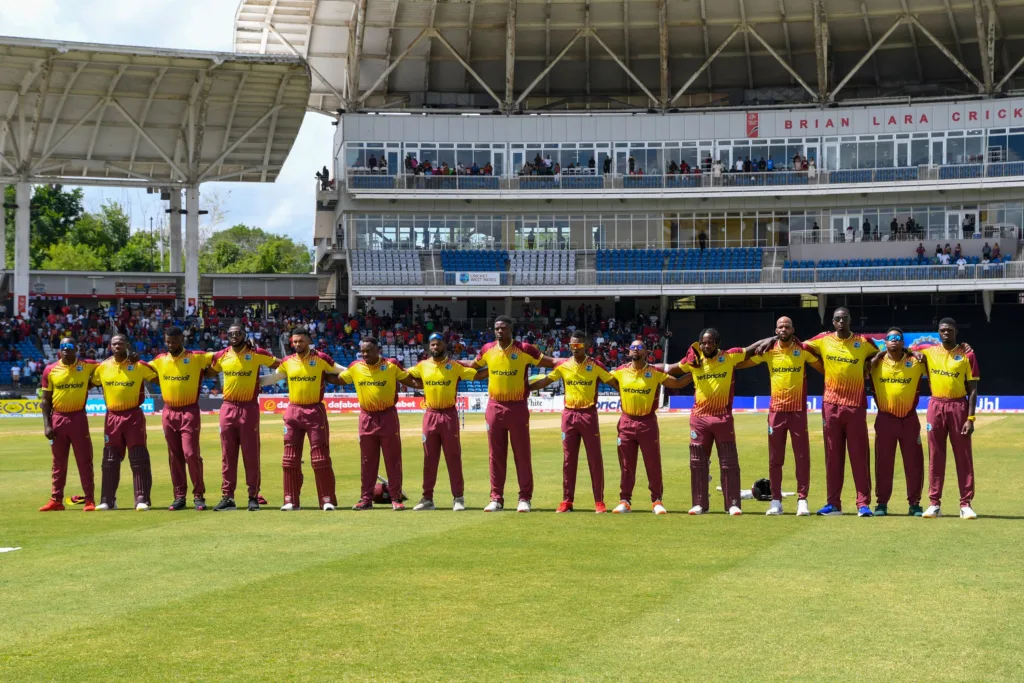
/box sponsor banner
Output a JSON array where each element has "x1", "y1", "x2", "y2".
[
  {"x1": 455, "y1": 272, "x2": 501, "y2": 286},
  {"x1": 259, "y1": 395, "x2": 471, "y2": 414},
  {"x1": 667, "y1": 396, "x2": 1024, "y2": 413},
  {"x1": 746, "y1": 112, "x2": 759, "y2": 138},
  {"x1": 0, "y1": 398, "x2": 156, "y2": 417}
]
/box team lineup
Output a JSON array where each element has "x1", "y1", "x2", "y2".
[{"x1": 36, "y1": 308, "x2": 980, "y2": 518}]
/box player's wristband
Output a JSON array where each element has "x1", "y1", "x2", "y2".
[{"x1": 967, "y1": 415, "x2": 976, "y2": 422}]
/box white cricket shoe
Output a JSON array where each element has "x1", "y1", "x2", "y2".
[
  {"x1": 452, "y1": 497, "x2": 466, "y2": 512},
  {"x1": 483, "y1": 500, "x2": 503, "y2": 512},
  {"x1": 766, "y1": 500, "x2": 783, "y2": 516},
  {"x1": 796, "y1": 499, "x2": 810, "y2": 516},
  {"x1": 96, "y1": 503, "x2": 110, "y2": 511},
  {"x1": 413, "y1": 498, "x2": 435, "y2": 511},
  {"x1": 280, "y1": 503, "x2": 299, "y2": 511},
  {"x1": 322, "y1": 503, "x2": 336, "y2": 511},
  {"x1": 687, "y1": 505, "x2": 704, "y2": 515},
  {"x1": 516, "y1": 499, "x2": 531, "y2": 513},
  {"x1": 960, "y1": 506, "x2": 978, "y2": 520},
  {"x1": 922, "y1": 505, "x2": 942, "y2": 518},
  {"x1": 728, "y1": 506, "x2": 743, "y2": 516},
  {"x1": 612, "y1": 501, "x2": 631, "y2": 514},
  {"x1": 652, "y1": 502, "x2": 668, "y2": 515},
  {"x1": 135, "y1": 502, "x2": 149, "y2": 511}
]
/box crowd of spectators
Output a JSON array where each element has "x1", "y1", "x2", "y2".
[
  {"x1": 913, "y1": 241, "x2": 1006, "y2": 267},
  {"x1": 404, "y1": 154, "x2": 493, "y2": 177}
]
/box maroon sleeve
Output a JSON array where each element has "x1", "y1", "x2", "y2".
[
  {"x1": 388, "y1": 357, "x2": 405, "y2": 371},
  {"x1": 967, "y1": 351, "x2": 980, "y2": 379},
  {"x1": 680, "y1": 344, "x2": 698, "y2": 365},
  {"x1": 41, "y1": 363, "x2": 54, "y2": 390},
  {"x1": 521, "y1": 342, "x2": 542, "y2": 359},
  {"x1": 725, "y1": 346, "x2": 744, "y2": 354},
  {"x1": 316, "y1": 350, "x2": 336, "y2": 366}
]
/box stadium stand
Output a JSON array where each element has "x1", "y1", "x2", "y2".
[
  {"x1": 509, "y1": 250, "x2": 576, "y2": 285},
  {"x1": 596, "y1": 248, "x2": 763, "y2": 284},
  {"x1": 440, "y1": 249, "x2": 509, "y2": 285},
  {"x1": 350, "y1": 250, "x2": 423, "y2": 286},
  {"x1": 780, "y1": 255, "x2": 1012, "y2": 282}
]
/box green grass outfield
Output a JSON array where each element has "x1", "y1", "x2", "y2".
[{"x1": 1, "y1": 411, "x2": 1023, "y2": 682}]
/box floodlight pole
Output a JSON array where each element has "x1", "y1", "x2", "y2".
[
  {"x1": 0, "y1": 183, "x2": 8, "y2": 268},
  {"x1": 13, "y1": 181, "x2": 30, "y2": 318},
  {"x1": 183, "y1": 186, "x2": 201, "y2": 313},
  {"x1": 168, "y1": 189, "x2": 183, "y2": 273}
]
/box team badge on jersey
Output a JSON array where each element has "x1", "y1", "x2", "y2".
[
  {"x1": 854, "y1": 342, "x2": 861, "y2": 348},
  {"x1": 76, "y1": 365, "x2": 83, "y2": 372},
  {"x1": 126, "y1": 365, "x2": 134, "y2": 372},
  {"x1": 954, "y1": 355, "x2": 963, "y2": 361},
  {"x1": 445, "y1": 363, "x2": 452, "y2": 371},
  {"x1": 309, "y1": 359, "x2": 317, "y2": 366},
  {"x1": 379, "y1": 364, "x2": 387, "y2": 371},
  {"x1": 244, "y1": 354, "x2": 252, "y2": 361},
  {"x1": 510, "y1": 353, "x2": 519, "y2": 360},
  {"x1": 586, "y1": 364, "x2": 593, "y2": 372},
  {"x1": 906, "y1": 361, "x2": 914, "y2": 368},
  {"x1": 644, "y1": 371, "x2": 652, "y2": 379},
  {"x1": 690, "y1": 430, "x2": 698, "y2": 440},
  {"x1": 793, "y1": 350, "x2": 800, "y2": 357},
  {"x1": 718, "y1": 355, "x2": 725, "y2": 363},
  {"x1": 926, "y1": 423, "x2": 932, "y2": 432},
  {"x1": 183, "y1": 357, "x2": 190, "y2": 364}
]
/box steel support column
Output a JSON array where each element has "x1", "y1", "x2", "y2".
[
  {"x1": 13, "y1": 181, "x2": 30, "y2": 318},
  {"x1": 505, "y1": 0, "x2": 517, "y2": 111},
  {"x1": 184, "y1": 186, "x2": 200, "y2": 312},
  {"x1": 671, "y1": 25, "x2": 744, "y2": 104},
  {"x1": 658, "y1": 0, "x2": 669, "y2": 106},
  {"x1": 972, "y1": 0, "x2": 992, "y2": 91},
  {"x1": 812, "y1": 0, "x2": 828, "y2": 101},
  {"x1": 908, "y1": 15, "x2": 985, "y2": 92},
  {"x1": 169, "y1": 189, "x2": 182, "y2": 273},
  {"x1": 0, "y1": 183, "x2": 8, "y2": 269},
  {"x1": 745, "y1": 25, "x2": 817, "y2": 100}
]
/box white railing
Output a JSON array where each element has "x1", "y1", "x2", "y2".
[
  {"x1": 347, "y1": 263, "x2": 1022, "y2": 290},
  {"x1": 344, "y1": 160, "x2": 1024, "y2": 193},
  {"x1": 790, "y1": 226, "x2": 1020, "y2": 245}
]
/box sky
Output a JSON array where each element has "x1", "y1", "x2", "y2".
[{"x1": 0, "y1": 0, "x2": 334, "y2": 246}]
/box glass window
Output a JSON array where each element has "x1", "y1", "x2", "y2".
[
  {"x1": 840, "y1": 141, "x2": 857, "y2": 169},
  {"x1": 947, "y1": 137, "x2": 965, "y2": 165},
  {"x1": 876, "y1": 140, "x2": 894, "y2": 167},
  {"x1": 858, "y1": 141, "x2": 875, "y2": 169},
  {"x1": 911, "y1": 139, "x2": 929, "y2": 165}
]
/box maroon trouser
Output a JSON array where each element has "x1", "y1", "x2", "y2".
[
  {"x1": 163, "y1": 404, "x2": 204, "y2": 499},
  {"x1": 822, "y1": 401, "x2": 872, "y2": 509},
  {"x1": 360, "y1": 407, "x2": 403, "y2": 504},
  {"x1": 926, "y1": 398, "x2": 975, "y2": 507},
  {"x1": 562, "y1": 408, "x2": 604, "y2": 503},
  {"x1": 874, "y1": 411, "x2": 924, "y2": 506},
  {"x1": 101, "y1": 408, "x2": 150, "y2": 506},
  {"x1": 49, "y1": 410, "x2": 94, "y2": 502},
  {"x1": 220, "y1": 400, "x2": 262, "y2": 499},
  {"x1": 421, "y1": 407, "x2": 464, "y2": 500},
  {"x1": 617, "y1": 413, "x2": 662, "y2": 503},
  {"x1": 767, "y1": 411, "x2": 811, "y2": 500},
  {"x1": 486, "y1": 400, "x2": 533, "y2": 504},
  {"x1": 282, "y1": 403, "x2": 335, "y2": 509},
  {"x1": 690, "y1": 414, "x2": 742, "y2": 511}
]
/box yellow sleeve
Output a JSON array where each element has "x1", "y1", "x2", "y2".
[
  {"x1": 653, "y1": 369, "x2": 670, "y2": 384},
  {"x1": 339, "y1": 367, "x2": 354, "y2": 384},
  {"x1": 546, "y1": 365, "x2": 564, "y2": 381},
  {"x1": 458, "y1": 364, "x2": 478, "y2": 381},
  {"x1": 140, "y1": 363, "x2": 158, "y2": 381},
  {"x1": 199, "y1": 352, "x2": 214, "y2": 370},
  {"x1": 90, "y1": 368, "x2": 103, "y2": 386},
  {"x1": 394, "y1": 365, "x2": 410, "y2": 381},
  {"x1": 407, "y1": 364, "x2": 422, "y2": 379},
  {"x1": 747, "y1": 354, "x2": 766, "y2": 366},
  {"x1": 596, "y1": 366, "x2": 613, "y2": 383},
  {"x1": 728, "y1": 351, "x2": 747, "y2": 367}
]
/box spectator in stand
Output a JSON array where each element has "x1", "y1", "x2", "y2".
[
  {"x1": 916, "y1": 243, "x2": 927, "y2": 264},
  {"x1": 766, "y1": 157, "x2": 774, "y2": 171},
  {"x1": 938, "y1": 251, "x2": 951, "y2": 266},
  {"x1": 956, "y1": 255, "x2": 968, "y2": 275},
  {"x1": 11, "y1": 363, "x2": 20, "y2": 387},
  {"x1": 935, "y1": 244, "x2": 943, "y2": 258},
  {"x1": 698, "y1": 230, "x2": 708, "y2": 251},
  {"x1": 367, "y1": 154, "x2": 377, "y2": 170},
  {"x1": 982, "y1": 242, "x2": 992, "y2": 260},
  {"x1": 944, "y1": 243, "x2": 952, "y2": 256},
  {"x1": 992, "y1": 243, "x2": 1002, "y2": 261},
  {"x1": 954, "y1": 243, "x2": 963, "y2": 260}
]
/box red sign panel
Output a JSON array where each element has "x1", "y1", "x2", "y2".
[
  {"x1": 17, "y1": 295, "x2": 26, "y2": 315},
  {"x1": 746, "y1": 112, "x2": 759, "y2": 138}
]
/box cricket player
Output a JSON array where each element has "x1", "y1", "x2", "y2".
[
  {"x1": 472, "y1": 316, "x2": 556, "y2": 513},
  {"x1": 329, "y1": 337, "x2": 419, "y2": 511},
  {"x1": 39, "y1": 338, "x2": 97, "y2": 511},
  {"x1": 149, "y1": 326, "x2": 212, "y2": 511},
  {"x1": 210, "y1": 324, "x2": 279, "y2": 511},
  {"x1": 259, "y1": 327, "x2": 343, "y2": 511},
  {"x1": 913, "y1": 318, "x2": 979, "y2": 519},
  {"x1": 528, "y1": 331, "x2": 618, "y2": 514},
  {"x1": 91, "y1": 334, "x2": 158, "y2": 511},
  {"x1": 747, "y1": 317, "x2": 821, "y2": 516},
  {"x1": 608, "y1": 340, "x2": 692, "y2": 514},
  {"x1": 674, "y1": 329, "x2": 764, "y2": 516},
  {"x1": 405, "y1": 334, "x2": 486, "y2": 512},
  {"x1": 868, "y1": 327, "x2": 926, "y2": 517},
  {"x1": 804, "y1": 307, "x2": 880, "y2": 517}
]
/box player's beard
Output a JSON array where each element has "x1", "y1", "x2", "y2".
[{"x1": 430, "y1": 351, "x2": 445, "y2": 360}]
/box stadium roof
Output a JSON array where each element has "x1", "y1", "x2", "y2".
[
  {"x1": 0, "y1": 36, "x2": 311, "y2": 187},
  {"x1": 234, "y1": 0, "x2": 1024, "y2": 114}
]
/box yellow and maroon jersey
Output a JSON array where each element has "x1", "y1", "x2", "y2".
[
  {"x1": 149, "y1": 350, "x2": 212, "y2": 408},
  {"x1": 91, "y1": 357, "x2": 157, "y2": 411},
  {"x1": 804, "y1": 332, "x2": 878, "y2": 407},
  {"x1": 917, "y1": 344, "x2": 979, "y2": 400},
  {"x1": 610, "y1": 363, "x2": 667, "y2": 417},
  {"x1": 547, "y1": 358, "x2": 613, "y2": 410},
  {"x1": 472, "y1": 341, "x2": 541, "y2": 403},
  {"x1": 871, "y1": 353, "x2": 925, "y2": 417},
  {"x1": 211, "y1": 346, "x2": 277, "y2": 403},
  {"x1": 749, "y1": 341, "x2": 818, "y2": 413},
  {"x1": 340, "y1": 358, "x2": 409, "y2": 412},
  {"x1": 279, "y1": 351, "x2": 337, "y2": 406},
  {"x1": 408, "y1": 358, "x2": 476, "y2": 410},
  {"x1": 41, "y1": 359, "x2": 97, "y2": 413},
  {"x1": 679, "y1": 346, "x2": 747, "y2": 417}
]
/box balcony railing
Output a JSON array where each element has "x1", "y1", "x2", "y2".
[
  {"x1": 344, "y1": 161, "x2": 1024, "y2": 194},
  {"x1": 790, "y1": 225, "x2": 1021, "y2": 245},
  {"x1": 781, "y1": 262, "x2": 1020, "y2": 283}
]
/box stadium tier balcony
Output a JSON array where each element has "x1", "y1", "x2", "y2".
[
  {"x1": 596, "y1": 248, "x2": 763, "y2": 285},
  {"x1": 781, "y1": 256, "x2": 1013, "y2": 283},
  {"x1": 350, "y1": 250, "x2": 424, "y2": 286},
  {"x1": 441, "y1": 249, "x2": 509, "y2": 285},
  {"x1": 509, "y1": 250, "x2": 577, "y2": 285}
]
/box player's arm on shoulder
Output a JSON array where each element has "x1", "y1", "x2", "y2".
[
  {"x1": 528, "y1": 366, "x2": 558, "y2": 392},
  {"x1": 661, "y1": 372, "x2": 693, "y2": 389}
]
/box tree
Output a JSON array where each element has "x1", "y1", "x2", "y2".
[
  {"x1": 3, "y1": 184, "x2": 85, "y2": 268},
  {"x1": 109, "y1": 231, "x2": 161, "y2": 272},
  {"x1": 199, "y1": 224, "x2": 311, "y2": 274},
  {"x1": 65, "y1": 202, "x2": 130, "y2": 257},
  {"x1": 40, "y1": 242, "x2": 105, "y2": 271}
]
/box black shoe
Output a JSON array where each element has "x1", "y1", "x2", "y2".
[
  {"x1": 213, "y1": 496, "x2": 236, "y2": 511},
  {"x1": 352, "y1": 500, "x2": 373, "y2": 511},
  {"x1": 194, "y1": 497, "x2": 207, "y2": 511},
  {"x1": 168, "y1": 497, "x2": 186, "y2": 511},
  {"x1": 247, "y1": 497, "x2": 260, "y2": 511}
]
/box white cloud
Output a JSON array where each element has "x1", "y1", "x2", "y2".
[{"x1": 2, "y1": 0, "x2": 329, "y2": 247}]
